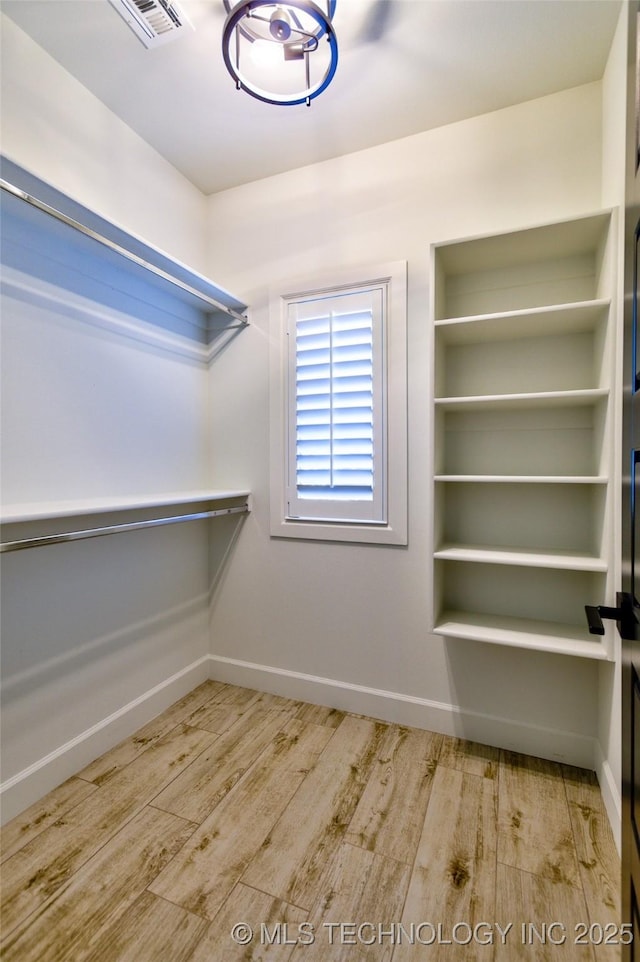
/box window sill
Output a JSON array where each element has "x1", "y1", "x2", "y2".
[{"x1": 270, "y1": 516, "x2": 407, "y2": 546}]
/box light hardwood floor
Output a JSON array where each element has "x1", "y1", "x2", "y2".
[{"x1": 0, "y1": 681, "x2": 622, "y2": 961}]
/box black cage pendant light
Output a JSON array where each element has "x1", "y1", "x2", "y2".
[{"x1": 222, "y1": 0, "x2": 338, "y2": 106}]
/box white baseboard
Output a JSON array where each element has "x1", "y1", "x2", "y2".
[
  {"x1": 594, "y1": 739, "x2": 622, "y2": 854},
  {"x1": 208, "y1": 654, "x2": 596, "y2": 770},
  {"x1": 0, "y1": 656, "x2": 210, "y2": 825},
  {"x1": 3, "y1": 649, "x2": 614, "y2": 834}
]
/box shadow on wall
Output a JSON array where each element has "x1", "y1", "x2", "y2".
[
  {"x1": 207, "y1": 509, "x2": 250, "y2": 615},
  {"x1": 0, "y1": 519, "x2": 226, "y2": 778},
  {"x1": 1, "y1": 524, "x2": 205, "y2": 678},
  {"x1": 442, "y1": 634, "x2": 599, "y2": 768}
]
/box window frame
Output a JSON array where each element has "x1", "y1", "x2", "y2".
[{"x1": 269, "y1": 261, "x2": 407, "y2": 545}]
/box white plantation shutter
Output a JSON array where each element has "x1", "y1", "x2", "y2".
[{"x1": 286, "y1": 287, "x2": 386, "y2": 523}]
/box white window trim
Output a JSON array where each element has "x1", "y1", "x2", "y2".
[{"x1": 270, "y1": 261, "x2": 407, "y2": 545}]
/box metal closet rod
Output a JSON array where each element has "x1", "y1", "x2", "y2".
[
  {"x1": 0, "y1": 505, "x2": 248, "y2": 553},
  {"x1": 0, "y1": 179, "x2": 249, "y2": 327}
]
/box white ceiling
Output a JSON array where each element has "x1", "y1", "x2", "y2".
[{"x1": 1, "y1": 0, "x2": 622, "y2": 195}]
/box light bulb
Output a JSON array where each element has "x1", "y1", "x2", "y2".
[{"x1": 249, "y1": 38, "x2": 283, "y2": 67}]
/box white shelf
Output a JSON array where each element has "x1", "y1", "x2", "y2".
[
  {"x1": 433, "y1": 611, "x2": 612, "y2": 660},
  {"x1": 0, "y1": 490, "x2": 250, "y2": 525},
  {"x1": 0, "y1": 490, "x2": 251, "y2": 553},
  {"x1": 0, "y1": 155, "x2": 249, "y2": 333},
  {"x1": 433, "y1": 544, "x2": 607, "y2": 572},
  {"x1": 434, "y1": 299, "x2": 610, "y2": 342},
  {"x1": 434, "y1": 475, "x2": 608, "y2": 484},
  {"x1": 435, "y1": 389, "x2": 609, "y2": 409}
]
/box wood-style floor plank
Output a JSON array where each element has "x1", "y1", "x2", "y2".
[
  {"x1": 562, "y1": 765, "x2": 621, "y2": 962},
  {"x1": 1, "y1": 806, "x2": 196, "y2": 962},
  {"x1": 241, "y1": 714, "x2": 387, "y2": 911},
  {"x1": 0, "y1": 776, "x2": 98, "y2": 864},
  {"x1": 293, "y1": 702, "x2": 346, "y2": 729},
  {"x1": 290, "y1": 842, "x2": 411, "y2": 962},
  {"x1": 184, "y1": 683, "x2": 265, "y2": 734},
  {"x1": 393, "y1": 765, "x2": 498, "y2": 961},
  {"x1": 498, "y1": 750, "x2": 581, "y2": 888},
  {"x1": 148, "y1": 719, "x2": 333, "y2": 920},
  {"x1": 190, "y1": 883, "x2": 307, "y2": 962},
  {"x1": 494, "y1": 862, "x2": 595, "y2": 961},
  {"x1": 344, "y1": 725, "x2": 442, "y2": 864},
  {"x1": 0, "y1": 723, "x2": 215, "y2": 936},
  {"x1": 438, "y1": 735, "x2": 500, "y2": 779},
  {"x1": 152, "y1": 703, "x2": 294, "y2": 823},
  {"x1": 83, "y1": 891, "x2": 209, "y2": 962},
  {"x1": 0, "y1": 682, "x2": 621, "y2": 962},
  {"x1": 76, "y1": 680, "x2": 225, "y2": 786}
]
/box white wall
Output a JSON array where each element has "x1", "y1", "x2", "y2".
[
  {"x1": 0, "y1": 15, "x2": 213, "y2": 820},
  {"x1": 0, "y1": 14, "x2": 206, "y2": 272},
  {"x1": 205, "y1": 83, "x2": 606, "y2": 772}
]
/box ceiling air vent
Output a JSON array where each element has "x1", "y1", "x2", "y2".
[{"x1": 108, "y1": 0, "x2": 194, "y2": 48}]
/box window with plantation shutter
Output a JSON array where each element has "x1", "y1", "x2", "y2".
[
  {"x1": 270, "y1": 262, "x2": 407, "y2": 545},
  {"x1": 287, "y1": 288, "x2": 385, "y2": 522}
]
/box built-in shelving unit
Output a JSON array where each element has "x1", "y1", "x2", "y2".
[
  {"x1": 430, "y1": 211, "x2": 617, "y2": 660},
  {"x1": 0, "y1": 491, "x2": 251, "y2": 553}
]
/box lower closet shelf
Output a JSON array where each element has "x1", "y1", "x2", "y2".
[
  {"x1": 0, "y1": 489, "x2": 251, "y2": 552},
  {"x1": 433, "y1": 610, "x2": 612, "y2": 660}
]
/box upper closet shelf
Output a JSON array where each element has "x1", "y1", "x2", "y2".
[{"x1": 0, "y1": 156, "x2": 248, "y2": 332}]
